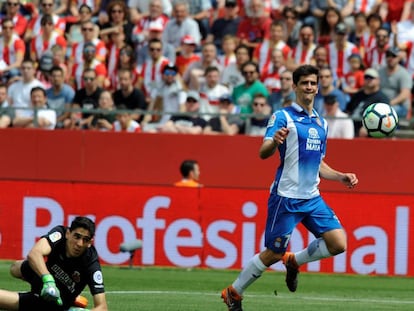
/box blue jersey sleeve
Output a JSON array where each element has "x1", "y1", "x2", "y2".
[{"x1": 264, "y1": 110, "x2": 287, "y2": 140}]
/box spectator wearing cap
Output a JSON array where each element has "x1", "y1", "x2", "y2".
[
  {"x1": 128, "y1": 0, "x2": 172, "y2": 24},
  {"x1": 236, "y1": 0, "x2": 272, "y2": 50},
  {"x1": 160, "y1": 90, "x2": 207, "y2": 134},
  {"x1": 323, "y1": 94, "x2": 354, "y2": 139},
  {"x1": 71, "y1": 42, "x2": 108, "y2": 90},
  {"x1": 365, "y1": 26, "x2": 391, "y2": 70},
  {"x1": 162, "y1": 1, "x2": 201, "y2": 49},
  {"x1": 137, "y1": 38, "x2": 170, "y2": 102},
  {"x1": 342, "y1": 53, "x2": 364, "y2": 97},
  {"x1": 346, "y1": 68, "x2": 390, "y2": 136},
  {"x1": 175, "y1": 35, "x2": 201, "y2": 75},
  {"x1": 183, "y1": 42, "x2": 222, "y2": 90},
  {"x1": 0, "y1": 18, "x2": 25, "y2": 84},
  {"x1": 232, "y1": 61, "x2": 269, "y2": 115},
  {"x1": 136, "y1": 21, "x2": 176, "y2": 70},
  {"x1": 326, "y1": 22, "x2": 360, "y2": 80},
  {"x1": 203, "y1": 93, "x2": 244, "y2": 135},
  {"x1": 199, "y1": 66, "x2": 230, "y2": 120},
  {"x1": 314, "y1": 66, "x2": 348, "y2": 114},
  {"x1": 206, "y1": 0, "x2": 240, "y2": 52},
  {"x1": 142, "y1": 64, "x2": 186, "y2": 131},
  {"x1": 378, "y1": 47, "x2": 412, "y2": 119},
  {"x1": 29, "y1": 14, "x2": 67, "y2": 64},
  {"x1": 268, "y1": 70, "x2": 295, "y2": 112}
]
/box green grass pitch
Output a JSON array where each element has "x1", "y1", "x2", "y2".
[{"x1": 1, "y1": 261, "x2": 413, "y2": 310}]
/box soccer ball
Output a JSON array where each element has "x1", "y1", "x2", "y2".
[{"x1": 362, "y1": 103, "x2": 398, "y2": 138}]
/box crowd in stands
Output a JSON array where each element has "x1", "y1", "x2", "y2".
[{"x1": 0, "y1": 0, "x2": 413, "y2": 138}]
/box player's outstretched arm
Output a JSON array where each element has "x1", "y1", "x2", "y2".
[
  {"x1": 319, "y1": 160, "x2": 358, "y2": 189},
  {"x1": 91, "y1": 293, "x2": 108, "y2": 311},
  {"x1": 27, "y1": 238, "x2": 52, "y2": 277},
  {"x1": 259, "y1": 127, "x2": 289, "y2": 159}
]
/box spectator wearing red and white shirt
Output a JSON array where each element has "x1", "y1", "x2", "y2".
[
  {"x1": 0, "y1": 18, "x2": 25, "y2": 80},
  {"x1": 253, "y1": 21, "x2": 291, "y2": 73},
  {"x1": 30, "y1": 14, "x2": 67, "y2": 63},
  {"x1": 199, "y1": 66, "x2": 230, "y2": 120},
  {"x1": 138, "y1": 38, "x2": 170, "y2": 100},
  {"x1": 132, "y1": 0, "x2": 169, "y2": 45},
  {"x1": 70, "y1": 20, "x2": 107, "y2": 66},
  {"x1": 260, "y1": 49, "x2": 286, "y2": 93},
  {"x1": 106, "y1": 28, "x2": 127, "y2": 91},
  {"x1": 113, "y1": 105, "x2": 142, "y2": 133},
  {"x1": 24, "y1": 0, "x2": 66, "y2": 42},
  {"x1": 365, "y1": 27, "x2": 390, "y2": 70},
  {"x1": 71, "y1": 43, "x2": 108, "y2": 90},
  {"x1": 0, "y1": 0, "x2": 28, "y2": 37},
  {"x1": 353, "y1": 0, "x2": 382, "y2": 16},
  {"x1": 175, "y1": 35, "x2": 201, "y2": 76},
  {"x1": 326, "y1": 22, "x2": 360, "y2": 79},
  {"x1": 287, "y1": 24, "x2": 316, "y2": 70},
  {"x1": 217, "y1": 35, "x2": 237, "y2": 69},
  {"x1": 237, "y1": 0, "x2": 272, "y2": 50}
]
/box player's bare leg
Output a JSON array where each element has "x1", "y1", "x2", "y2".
[
  {"x1": 10, "y1": 260, "x2": 24, "y2": 279},
  {"x1": 0, "y1": 289, "x2": 19, "y2": 310}
]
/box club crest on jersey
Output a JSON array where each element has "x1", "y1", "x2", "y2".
[
  {"x1": 72, "y1": 271, "x2": 81, "y2": 283},
  {"x1": 49, "y1": 232, "x2": 62, "y2": 243},
  {"x1": 306, "y1": 128, "x2": 321, "y2": 151},
  {"x1": 267, "y1": 114, "x2": 276, "y2": 127}
]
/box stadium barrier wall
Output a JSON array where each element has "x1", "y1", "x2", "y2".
[{"x1": 0, "y1": 129, "x2": 413, "y2": 276}]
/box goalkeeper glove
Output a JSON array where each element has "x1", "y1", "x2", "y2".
[{"x1": 40, "y1": 274, "x2": 63, "y2": 306}]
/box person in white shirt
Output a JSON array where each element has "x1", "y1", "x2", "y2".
[
  {"x1": 323, "y1": 94, "x2": 354, "y2": 139},
  {"x1": 8, "y1": 59, "x2": 44, "y2": 119},
  {"x1": 12, "y1": 86, "x2": 57, "y2": 130}
]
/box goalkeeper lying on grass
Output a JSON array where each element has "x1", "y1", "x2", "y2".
[{"x1": 0, "y1": 216, "x2": 107, "y2": 311}]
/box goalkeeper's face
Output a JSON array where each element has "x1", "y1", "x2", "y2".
[{"x1": 65, "y1": 228, "x2": 93, "y2": 258}]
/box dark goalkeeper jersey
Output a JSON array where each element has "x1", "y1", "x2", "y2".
[{"x1": 22, "y1": 225, "x2": 105, "y2": 309}]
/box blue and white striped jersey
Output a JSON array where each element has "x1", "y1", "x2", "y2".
[{"x1": 264, "y1": 102, "x2": 328, "y2": 199}]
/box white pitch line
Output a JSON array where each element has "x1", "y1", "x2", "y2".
[{"x1": 105, "y1": 290, "x2": 414, "y2": 305}]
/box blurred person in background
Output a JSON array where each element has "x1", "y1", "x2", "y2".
[
  {"x1": 233, "y1": 61, "x2": 268, "y2": 115},
  {"x1": 268, "y1": 70, "x2": 295, "y2": 112},
  {"x1": 160, "y1": 90, "x2": 207, "y2": 134},
  {"x1": 162, "y1": 1, "x2": 201, "y2": 49},
  {"x1": 8, "y1": 59, "x2": 44, "y2": 122},
  {"x1": 0, "y1": 18, "x2": 25, "y2": 84},
  {"x1": 89, "y1": 90, "x2": 116, "y2": 131},
  {"x1": 174, "y1": 159, "x2": 202, "y2": 187},
  {"x1": 0, "y1": 83, "x2": 13, "y2": 128},
  {"x1": 112, "y1": 104, "x2": 142, "y2": 133},
  {"x1": 245, "y1": 93, "x2": 271, "y2": 136},
  {"x1": 0, "y1": 0, "x2": 28, "y2": 37},
  {"x1": 13, "y1": 86, "x2": 56, "y2": 130},
  {"x1": 221, "y1": 44, "x2": 250, "y2": 92},
  {"x1": 46, "y1": 66, "x2": 75, "y2": 129},
  {"x1": 203, "y1": 94, "x2": 244, "y2": 135},
  {"x1": 323, "y1": 94, "x2": 354, "y2": 139}
]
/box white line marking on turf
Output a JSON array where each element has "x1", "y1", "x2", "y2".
[{"x1": 106, "y1": 291, "x2": 414, "y2": 305}]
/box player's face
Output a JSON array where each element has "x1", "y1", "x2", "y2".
[
  {"x1": 293, "y1": 74, "x2": 318, "y2": 106},
  {"x1": 66, "y1": 228, "x2": 93, "y2": 258}
]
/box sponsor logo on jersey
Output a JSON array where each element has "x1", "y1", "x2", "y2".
[{"x1": 306, "y1": 128, "x2": 321, "y2": 151}]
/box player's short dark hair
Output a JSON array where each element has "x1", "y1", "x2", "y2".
[
  {"x1": 70, "y1": 216, "x2": 96, "y2": 237},
  {"x1": 180, "y1": 160, "x2": 197, "y2": 178},
  {"x1": 292, "y1": 65, "x2": 319, "y2": 85},
  {"x1": 50, "y1": 66, "x2": 64, "y2": 75},
  {"x1": 204, "y1": 66, "x2": 220, "y2": 76}
]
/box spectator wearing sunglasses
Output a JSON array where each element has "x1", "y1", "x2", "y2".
[
  {"x1": 245, "y1": 93, "x2": 271, "y2": 136},
  {"x1": 0, "y1": 0, "x2": 28, "y2": 37},
  {"x1": 232, "y1": 61, "x2": 268, "y2": 115}
]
